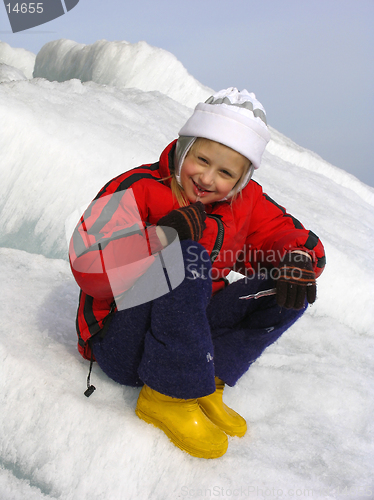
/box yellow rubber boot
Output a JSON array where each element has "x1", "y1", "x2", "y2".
[
  {"x1": 197, "y1": 377, "x2": 247, "y2": 437},
  {"x1": 135, "y1": 385, "x2": 228, "y2": 459}
]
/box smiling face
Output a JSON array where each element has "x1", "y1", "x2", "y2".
[{"x1": 179, "y1": 138, "x2": 250, "y2": 204}]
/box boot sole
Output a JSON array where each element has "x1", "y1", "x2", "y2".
[{"x1": 135, "y1": 407, "x2": 228, "y2": 459}]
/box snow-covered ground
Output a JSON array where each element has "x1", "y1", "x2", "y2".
[{"x1": 0, "y1": 39, "x2": 373, "y2": 500}]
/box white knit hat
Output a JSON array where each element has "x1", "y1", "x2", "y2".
[{"x1": 175, "y1": 87, "x2": 270, "y2": 194}]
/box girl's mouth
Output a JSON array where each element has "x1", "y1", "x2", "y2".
[{"x1": 192, "y1": 179, "x2": 212, "y2": 197}]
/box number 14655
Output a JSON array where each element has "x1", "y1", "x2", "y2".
[{"x1": 6, "y1": 3, "x2": 44, "y2": 14}]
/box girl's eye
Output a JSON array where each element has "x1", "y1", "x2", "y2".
[
  {"x1": 198, "y1": 156, "x2": 209, "y2": 164},
  {"x1": 221, "y1": 170, "x2": 233, "y2": 178}
]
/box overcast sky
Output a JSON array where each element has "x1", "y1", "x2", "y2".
[{"x1": 1, "y1": 0, "x2": 373, "y2": 187}]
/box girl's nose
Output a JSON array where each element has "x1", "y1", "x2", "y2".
[{"x1": 199, "y1": 168, "x2": 215, "y2": 187}]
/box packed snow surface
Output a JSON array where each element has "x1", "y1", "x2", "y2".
[{"x1": 0, "y1": 39, "x2": 374, "y2": 500}]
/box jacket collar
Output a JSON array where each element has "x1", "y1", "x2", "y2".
[{"x1": 158, "y1": 140, "x2": 178, "y2": 187}]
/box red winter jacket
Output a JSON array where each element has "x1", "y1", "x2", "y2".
[{"x1": 70, "y1": 140, "x2": 326, "y2": 359}]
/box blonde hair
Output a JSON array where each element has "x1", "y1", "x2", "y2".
[
  {"x1": 171, "y1": 137, "x2": 252, "y2": 206},
  {"x1": 170, "y1": 175, "x2": 189, "y2": 207}
]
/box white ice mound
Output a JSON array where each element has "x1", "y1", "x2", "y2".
[
  {"x1": 267, "y1": 127, "x2": 374, "y2": 207},
  {"x1": 0, "y1": 62, "x2": 27, "y2": 83},
  {"x1": 33, "y1": 39, "x2": 213, "y2": 108},
  {"x1": 0, "y1": 78, "x2": 192, "y2": 260},
  {"x1": 0, "y1": 41, "x2": 35, "y2": 79}
]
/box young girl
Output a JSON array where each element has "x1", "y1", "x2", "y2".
[{"x1": 69, "y1": 88, "x2": 325, "y2": 459}]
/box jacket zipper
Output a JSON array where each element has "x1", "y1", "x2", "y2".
[{"x1": 207, "y1": 214, "x2": 224, "y2": 264}]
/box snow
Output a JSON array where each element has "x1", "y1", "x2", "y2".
[
  {"x1": 33, "y1": 39, "x2": 213, "y2": 108},
  {"x1": 0, "y1": 63, "x2": 27, "y2": 83},
  {"x1": 1, "y1": 38, "x2": 374, "y2": 500},
  {"x1": 267, "y1": 128, "x2": 374, "y2": 207},
  {"x1": 0, "y1": 78, "x2": 192, "y2": 260},
  {"x1": 0, "y1": 41, "x2": 35, "y2": 79}
]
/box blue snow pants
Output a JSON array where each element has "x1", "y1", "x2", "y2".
[{"x1": 92, "y1": 241, "x2": 306, "y2": 399}]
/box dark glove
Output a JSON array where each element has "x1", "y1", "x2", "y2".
[
  {"x1": 157, "y1": 202, "x2": 206, "y2": 243},
  {"x1": 274, "y1": 251, "x2": 316, "y2": 309}
]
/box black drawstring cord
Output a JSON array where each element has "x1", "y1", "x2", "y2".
[
  {"x1": 83, "y1": 301, "x2": 116, "y2": 397},
  {"x1": 84, "y1": 347, "x2": 96, "y2": 397}
]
